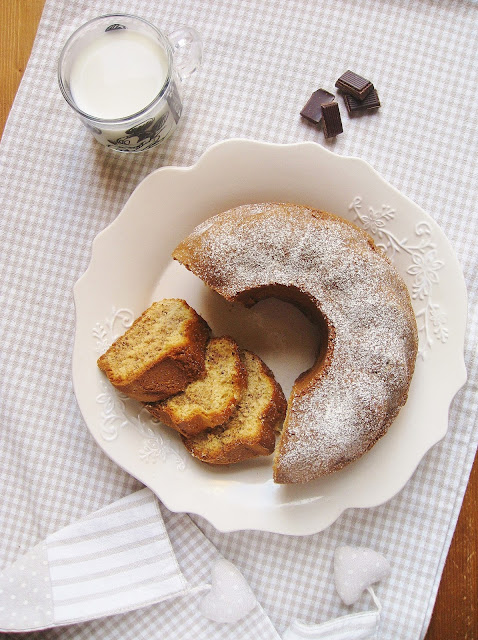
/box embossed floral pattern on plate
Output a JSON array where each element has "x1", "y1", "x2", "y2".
[{"x1": 94, "y1": 307, "x2": 187, "y2": 470}]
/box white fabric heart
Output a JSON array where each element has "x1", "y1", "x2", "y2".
[
  {"x1": 199, "y1": 559, "x2": 257, "y2": 623},
  {"x1": 334, "y1": 546, "x2": 391, "y2": 605}
]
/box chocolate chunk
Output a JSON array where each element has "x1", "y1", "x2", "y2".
[
  {"x1": 343, "y1": 89, "x2": 381, "y2": 115},
  {"x1": 335, "y1": 70, "x2": 374, "y2": 100},
  {"x1": 321, "y1": 101, "x2": 343, "y2": 138},
  {"x1": 300, "y1": 88, "x2": 335, "y2": 125}
]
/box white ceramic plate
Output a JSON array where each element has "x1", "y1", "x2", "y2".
[{"x1": 73, "y1": 139, "x2": 467, "y2": 535}]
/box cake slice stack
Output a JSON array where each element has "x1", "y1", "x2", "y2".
[{"x1": 97, "y1": 299, "x2": 286, "y2": 464}]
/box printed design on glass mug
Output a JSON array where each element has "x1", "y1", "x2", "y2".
[
  {"x1": 104, "y1": 23, "x2": 126, "y2": 32},
  {"x1": 108, "y1": 112, "x2": 171, "y2": 151}
]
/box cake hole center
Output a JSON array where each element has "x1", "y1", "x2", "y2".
[{"x1": 202, "y1": 287, "x2": 325, "y2": 399}]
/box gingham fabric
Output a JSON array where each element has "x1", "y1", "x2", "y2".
[{"x1": 0, "y1": 0, "x2": 476, "y2": 638}]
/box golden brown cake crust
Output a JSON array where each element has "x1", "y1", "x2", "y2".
[
  {"x1": 145, "y1": 336, "x2": 247, "y2": 436},
  {"x1": 97, "y1": 299, "x2": 211, "y2": 402},
  {"x1": 173, "y1": 203, "x2": 419, "y2": 483},
  {"x1": 182, "y1": 350, "x2": 287, "y2": 465}
]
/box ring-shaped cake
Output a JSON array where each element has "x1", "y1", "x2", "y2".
[{"x1": 173, "y1": 203, "x2": 418, "y2": 483}]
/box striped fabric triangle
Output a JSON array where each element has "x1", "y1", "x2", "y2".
[{"x1": 0, "y1": 489, "x2": 194, "y2": 631}]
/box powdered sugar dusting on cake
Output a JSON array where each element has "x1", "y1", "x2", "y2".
[{"x1": 173, "y1": 203, "x2": 418, "y2": 482}]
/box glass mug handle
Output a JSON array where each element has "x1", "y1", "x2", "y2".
[{"x1": 168, "y1": 27, "x2": 203, "y2": 81}]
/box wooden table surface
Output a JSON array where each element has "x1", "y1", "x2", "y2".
[{"x1": 1, "y1": 1, "x2": 476, "y2": 638}]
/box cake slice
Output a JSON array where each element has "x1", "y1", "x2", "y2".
[
  {"x1": 182, "y1": 350, "x2": 287, "y2": 464},
  {"x1": 97, "y1": 299, "x2": 211, "y2": 402},
  {"x1": 145, "y1": 336, "x2": 247, "y2": 436}
]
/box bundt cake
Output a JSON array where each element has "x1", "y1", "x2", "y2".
[
  {"x1": 173, "y1": 203, "x2": 419, "y2": 483},
  {"x1": 182, "y1": 349, "x2": 287, "y2": 464},
  {"x1": 97, "y1": 299, "x2": 211, "y2": 402},
  {"x1": 145, "y1": 336, "x2": 247, "y2": 436}
]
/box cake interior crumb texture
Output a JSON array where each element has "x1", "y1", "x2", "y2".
[
  {"x1": 160, "y1": 337, "x2": 243, "y2": 418},
  {"x1": 100, "y1": 300, "x2": 195, "y2": 382}
]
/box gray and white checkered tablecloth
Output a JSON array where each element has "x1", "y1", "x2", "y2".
[{"x1": 1, "y1": 0, "x2": 477, "y2": 638}]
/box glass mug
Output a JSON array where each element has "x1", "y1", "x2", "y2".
[{"x1": 58, "y1": 14, "x2": 202, "y2": 152}]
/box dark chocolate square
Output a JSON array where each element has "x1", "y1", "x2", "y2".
[
  {"x1": 300, "y1": 88, "x2": 335, "y2": 125},
  {"x1": 321, "y1": 101, "x2": 343, "y2": 138},
  {"x1": 343, "y1": 89, "x2": 381, "y2": 115},
  {"x1": 335, "y1": 70, "x2": 374, "y2": 100}
]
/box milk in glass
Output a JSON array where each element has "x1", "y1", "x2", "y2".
[
  {"x1": 66, "y1": 26, "x2": 181, "y2": 151},
  {"x1": 70, "y1": 30, "x2": 168, "y2": 119}
]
